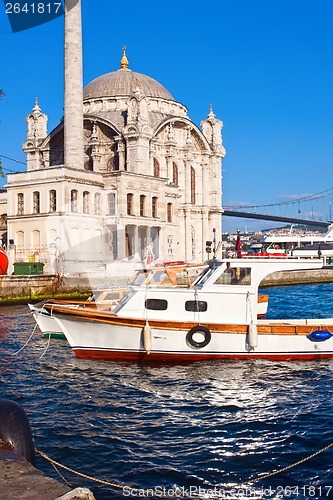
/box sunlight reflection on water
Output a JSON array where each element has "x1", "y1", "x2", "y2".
[{"x1": 0, "y1": 284, "x2": 333, "y2": 499}]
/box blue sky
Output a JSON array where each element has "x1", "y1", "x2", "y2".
[{"x1": 1, "y1": 0, "x2": 333, "y2": 232}]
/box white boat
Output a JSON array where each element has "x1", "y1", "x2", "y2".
[
  {"x1": 259, "y1": 224, "x2": 333, "y2": 258},
  {"x1": 291, "y1": 242, "x2": 333, "y2": 259},
  {"x1": 28, "y1": 303, "x2": 65, "y2": 339},
  {"x1": 28, "y1": 288, "x2": 127, "y2": 338},
  {"x1": 30, "y1": 263, "x2": 268, "y2": 339},
  {"x1": 43, "y1": 257, "x2": 333, "y2": 362}
]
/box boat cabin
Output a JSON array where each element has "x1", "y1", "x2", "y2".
[{"x1": 113, "y1": 258, "x2": 323, "y2": 324}]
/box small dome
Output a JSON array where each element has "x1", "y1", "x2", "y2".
[{"x1": 83, "y1": 69, "x2": 175, "y2": 101}]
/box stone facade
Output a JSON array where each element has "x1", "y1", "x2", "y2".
[{"x1": 5, "y1": 52, "x2": 225, "y2": 278}]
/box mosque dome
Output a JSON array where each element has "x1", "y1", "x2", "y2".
[{"x1": 83, "y1": 48, "x2": 175, "y2": 102}]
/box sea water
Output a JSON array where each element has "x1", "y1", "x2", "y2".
[{"x1": 1, "y1": 283, "x2": 333, "y2": 500}]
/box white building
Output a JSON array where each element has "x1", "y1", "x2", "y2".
[{"x1": 5, "y1": 50, "x2": 225, "y2": 277}]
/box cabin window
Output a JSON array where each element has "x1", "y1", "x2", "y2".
[
  {"x1": 214, "y1": 267, "x2": 251, "y2": 285},
  {"x1": 131, "y1": 270, "x2": 150, "y2": 286},
  {"x1": 104, "y1": 291, "x2": 123, "y2": 301},
  {"x1": 145, "y1": 298, "x2": 168, "y2": 310},
  {"x1": 185, "y1": 300, "x2": 208, "y2": 312}
]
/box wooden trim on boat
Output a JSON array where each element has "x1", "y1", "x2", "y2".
[{"x1": 44, "y1": 303, "x2": 333, "y2": 336}]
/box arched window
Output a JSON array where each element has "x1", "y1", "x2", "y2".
[
  {"x1": 108, "y1": 193, "x2": 116, "y2": 215},
  {"x1": 33, "y1": 191, "x2": 40, "y2": 214},
  {"x1": 49, "y1": 190, "x2": 57, "y2": 213},
  {"x1": 127, "y1": 193, "x2": 134, "y2": 215},
  {"x1": 190, "y1": 167, "x2": 196, "y2": 204},
  {"x1": 16, "y1": 231, "x2": 24, "y2": 248},
  {"x1": 71, "y1": 189, "x2": 78, "y2": 212},
  {"x1": 94, "y1": 193, "x2": 101, "y2": 215},
  {"x1": 172, "y1": 163, "x2": 178, "y2": 186},
  {"x1": 32, "y1": 230, "x2": 40, "y2": 249},
  {"x1": 152, "y1": 197, "x2": 158, "y2": 218},
  {"x1": 83, "y1": 191, "x2": 90, "y2": 214},
  {"x1": 153, "y1": 158, "x2": 160, "y2": 177},
  {"x1": 17, "y1": 193, "x2": 24, "y2": 216},
  {"x1": 140, "y1": 195, "x2": 146, "y2": 217},
  {"x1": 167, "y1": 203, "x2": 172, "y2": 223}
]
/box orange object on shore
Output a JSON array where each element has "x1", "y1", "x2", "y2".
[{"x1": 0, "y1": 248, "x2": 8, "y2": 275}]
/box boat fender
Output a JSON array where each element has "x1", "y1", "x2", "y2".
[
  {"x1": 247, "y1": 322, "x2": 258, "y2": 349},
  {"x1": 0, "y1": 398, "x2": 35, "y2": 465},
  {"x1": 186, "y1": 325, "x2": 211, "y2": 349},
  {"x1": 307, "y1": 330, "x2": 333, "y2": 342},
  {"x1": 143, "y1": 321, "x2": 152, "y2": 354}
]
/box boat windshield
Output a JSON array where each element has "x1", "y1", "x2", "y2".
[
  {"x1": 112, "y1": 291, "x2": 134, "y2": 314},
  {"x1": 193, "y1": 267, "x2": 216, "y2": 287},
  {"x1": 130, "y1": 270, "x2": 151, "y2": 285}
]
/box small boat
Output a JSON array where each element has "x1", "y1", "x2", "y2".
[
  {"x1": 30, "y1": 263, "x2": 268, "y2": 338},
  {"x1": 28, "y1": 303, "x2": 66, "y2": 339},
  {"x1": 259, "y1": 224, "x2": 333, "y2": 258},
  {"x1": 28, "y1": 288, "x2": 127, "y2": 338},
  {"x1": 43, "y1": 257, "x2": 332, "y2": 362}
]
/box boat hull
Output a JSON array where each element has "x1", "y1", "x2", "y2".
[
  {"x1": 28, "y1": 304, "x2": 65, "y2": 339},
  {"x1": 52, "y1": 310, "x2": 333, "y2": 362}
]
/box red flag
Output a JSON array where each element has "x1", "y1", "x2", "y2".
[{"x1": 235, "y1": 230, "x2": 243, "y2": 258}]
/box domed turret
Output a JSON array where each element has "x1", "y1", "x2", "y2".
[{"x1": 84, "y1": 47, "x2": 174, "y2": 101}]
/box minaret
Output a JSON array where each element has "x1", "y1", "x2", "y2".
[{"x1": 64, "y1": 0, "x2": 84, "y2": 169}]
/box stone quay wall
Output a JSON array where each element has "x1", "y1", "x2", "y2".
[{"x1": 0, "y1": 268, "x2": 332, "y2": 302}]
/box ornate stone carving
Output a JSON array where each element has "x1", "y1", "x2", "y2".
[{"x1": 26, "y1": 98, "x2": 48, "y2": 141}]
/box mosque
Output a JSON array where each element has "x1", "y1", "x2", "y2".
[{"x1": 4, "y1": 2, "x2": 225, "y2": 276}]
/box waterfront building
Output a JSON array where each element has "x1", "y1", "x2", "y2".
[
  {"x1": 5, "y1": 52, "x2": 225, "y2": 275},
  {"x1": 5, "y1": 1, "x2": 225, "y2": 276}
]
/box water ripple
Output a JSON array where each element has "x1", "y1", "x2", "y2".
[{"x1": 1, "y1": 287, "x2": 333, "y2": 499}]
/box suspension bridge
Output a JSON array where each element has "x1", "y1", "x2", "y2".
[{"x1": 223, "y1": 188, "x2": 333, "y2": 229}]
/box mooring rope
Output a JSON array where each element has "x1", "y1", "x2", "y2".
[
  {"x1": 50, "y1": 460, "x2": 73, "y2": 488},
  {"x1": 12, "y1": 323, "x2": 38, "y2": 355},
  {"x1": 36, "y1": 441, "x2": 333, "y2": 496},
  {"x1": 39, "y1": 331, "x2": 52, "y2": 359},
  {"x1": 36, "y1": 449, "x2": 125, "y2": 491},
  {"x1": 246, "y1": 441, "x2": 333, "y2": 485}
]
